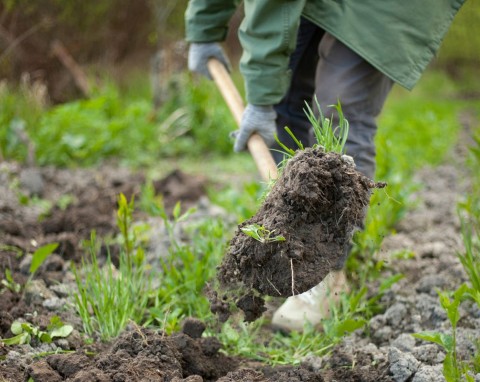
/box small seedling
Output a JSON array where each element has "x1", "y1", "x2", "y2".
[
  {"x1": 0, "y1": 316, "x2": 73, "y2": 346},
  {"x1": 241, "y1": 223, "x2": 285, "y2": 244},
  {"x1": 1, "y1": 269, "x2": 21, "y2": 293},
  {"x1": 413, "y1": 284, "x2": 475, "y2": 382}
]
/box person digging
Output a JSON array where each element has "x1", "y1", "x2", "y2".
[{"x1": 185, "y1": 0, "x2": 465, "y2": 332}]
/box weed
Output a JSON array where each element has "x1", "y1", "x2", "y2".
[
  {"x1": 305, "y1": 98, "x2": 349, "y2": 154},
  {"x1": 413, "y1": 284, "x2": 478, "y2": 382},
  {"x1": 241, "y1": 223, "x2": 285, "y2": 244},
  {"x1": 0, "y1": 316, "x2": 73, "y2": 346},
  {"x1": 23, "y1": 242, "x2": 58, "y2": 290},
  {"x1": 207, "y1": 180, "x2": 263, "y2": 223},
  {"x1": 72, "y1": 194, "x2": 151, "y2": 341},
  {"x1": 147, "y1": 200, "x2": 226, "y2": 332},
  {"x1": 273, "y1": 98, "x2": 349, "y2": 165},
  {"x1": 457, "y1": 131, "x2": 480, "y2": 298},
  {"x1": 1, "y1": 269, "x2": 21, "y2": 293},
  {"x1": 0, "y1": 242, "x2": 57, "y2": 295}
]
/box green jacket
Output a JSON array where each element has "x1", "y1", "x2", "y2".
[{"x1": 185, "y1": 0, "x2": 465, "y2": 105}]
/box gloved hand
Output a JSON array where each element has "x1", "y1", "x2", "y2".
[
  {"x1": 188, "y1": 42, "x2": 231, "y2": 80},
  {"x1": 234, "y1": 104, "x2": 277, "y2": 152}
]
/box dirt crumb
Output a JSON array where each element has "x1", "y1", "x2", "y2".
[
  {"x1": 235, "y1": 293, "x2": 267, "y2": 322},
  {"x1": 182, "y1": 317, "x2": 206, "y2": 339}
]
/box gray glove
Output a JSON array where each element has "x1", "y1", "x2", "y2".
[
  {"x1": 188, "y1": 42, "x2": 231, "y2": 79},
  {"x1": 234, "y1": 104, "x2": 277, "y2": 152}
]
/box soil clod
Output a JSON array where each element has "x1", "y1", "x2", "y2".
[{"x1": 217, "y1": 148, "x2": 384, "y2": 320}]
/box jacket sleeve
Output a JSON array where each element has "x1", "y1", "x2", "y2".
[
  {"x1": 239, "y1": 0, "x2": 306, "y2": 105},
  {"x1": 185, "y1": 0, "x2": 238, "y2": 43}
]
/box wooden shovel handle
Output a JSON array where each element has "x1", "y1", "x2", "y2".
[{"x1": 207, "y1": 59, "x2": 278, "y2": 181}]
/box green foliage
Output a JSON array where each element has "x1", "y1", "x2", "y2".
[
  {"x1": 72, "y1": 194, "x2": 151, "y2": 341},
  {"x1": 0, "y1": 82, "x2": 45, "y2": 161},
  {"x1": 0, "y1": 74, "x2": 237, "y2": 167},
  {"x1": 241, "y1": 223, "x2": 285, "y2": 244},
  {"x1": 146, "y1": 199, "x2": 227, "y2": 332},
  {"x1": 30, "y1": 243, "x2": 58, "y2": 275},
  {"x1": 207, "y1": 181, "x2": 263, "y2": 223},
  {"x1": 0, "y1": 242, "x2": 54, "y2": 295},
  {"x1": 219, "y1": 319, "x2": 334, "y2": 365},
  {"x1": 218, "y1": 274, "x2": 402, "y2": 365},
  {"x1": 219, "y1": 286, "x2": 379, "y2": 365},
  {"x1": 457, "y1": 129, "x2": 480, "y2": 298},
  {"x1": 413, "y1": 284, "x2": 476, "y2": 382},
  {"x1": 0, "y1": 316, "x2": 73, "y2": 346}
]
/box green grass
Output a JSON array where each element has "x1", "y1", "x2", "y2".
[
  {"x1": 0, "y1": 73, "x2": 237, "y2": 167},
  {"x1": 73, "y1": 195, "x2": 152, "y2": 341},
  {"x1": 149, "y1": 216, "x2": 228, "y2": 332}
]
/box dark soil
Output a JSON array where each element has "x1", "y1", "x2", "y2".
[
  {"x1": 22, "y1": 325, "x2": 388, "y2": 382},
  {"x1": 218, "y1": 149, "x2": 384, "y2": 320},
  {"x1": 25, "y1": 327, "x2": 238, "y2": 382},
  {"x1": 0, "y1": 164, "x2": 206, "y2": 265}
]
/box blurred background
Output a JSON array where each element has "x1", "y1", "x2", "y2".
[
  {"x1": 0, "y1": 0, "x2": 479, "y2": 169},
  {"x1": 2, "y1": 0, "x2": 478, "y2": 102}
]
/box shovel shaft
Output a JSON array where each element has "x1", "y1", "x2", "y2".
[{"x1": 207, "y1": 59, "x2": 278, "y2": 181}]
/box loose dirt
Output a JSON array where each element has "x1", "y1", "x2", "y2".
[{"x1": 217, "y1": 148, "x2": 385, "y2": 320}]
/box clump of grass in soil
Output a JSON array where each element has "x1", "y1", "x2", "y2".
[
  {"x1": 73, "y1": 194, "x2": 151, "y2": 341},
  {"x1": 214, "y1": 99, "x2": 384, "y2": 322}
]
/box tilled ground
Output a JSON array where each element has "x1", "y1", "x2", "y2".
[{"x1": 0, "y1": 149, "x2": 479, "y2": 381}]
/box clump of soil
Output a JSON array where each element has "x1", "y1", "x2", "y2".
[
  {"x1": 217, "y1": 148, "x2": 384, "y2": 320},
  {"x1": 26, "y1": 326, "x2": 238, "y2": 382}
]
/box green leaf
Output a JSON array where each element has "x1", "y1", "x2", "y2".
[
  {"x1": 349, "y1": 287, "x2": 367, "y2": 311},
  {"x1": 222, "y1": 323, "x2": 240, "y2": 342},
  {"x1": 30, "y1": 243, "x2": 59, "y2": 275},
  {"x1": 47, "y1": 315, "x2": 63, "y2": 330},
  {"x1": 172, "y1": 202, "x2": 181, "y2": 220},
  {"x1": 21, "y1": 323, "x2": 35, "y2": 335},
  {"x1": 334, "y1": 318, "x2": 366, "y2": 337},
  {"x1": 378, "y1": 274, "x2": 404, "y2": 293},
  {"x1": 5, "y1": 268, "x2": 14, "y2": 284},
  {"x1": 39, "y1": 332, "x2": 52, "y2": 343},
  {"x1": 0, "y1": 332, "x2": 30, "y2": 345},
  {"x1": 10, "y1": 321, "x2": 23, "y2": 335},
  {"x1": 412, "y1": 331, "x2": 449, "y2": 350},
  {"x1": 50, "y1": 325, "x2": 73, "y2": 339}
]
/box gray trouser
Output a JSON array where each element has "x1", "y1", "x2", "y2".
[{"x1": 272, "y1": 18, "x2": 394, "y2": 180}]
